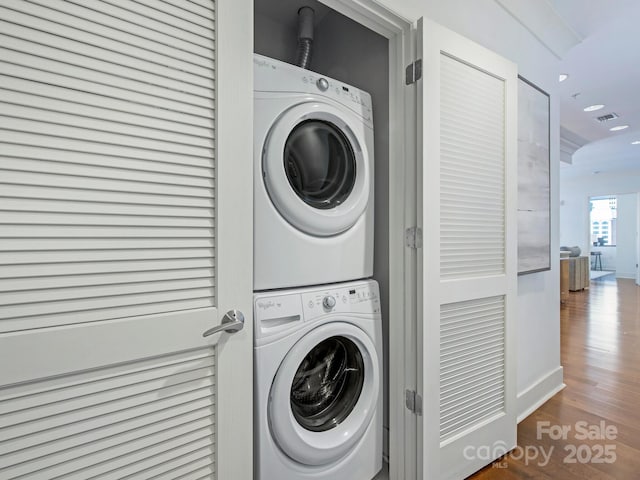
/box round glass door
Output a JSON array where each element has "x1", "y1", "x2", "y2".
[
  {"x1": 290, "y1": 336, "x2": 364, "y2": 432},
  {"x1": 268, "y1": 322, "x2": 379, "y2": 466},
  {"x1": 284, "y1": 120, "x2": 356, "y2": 211},
  {"x1": 261, "y1": 103, "x2": 371, "y2": 237}
]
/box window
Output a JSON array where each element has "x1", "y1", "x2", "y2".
[{"x1": 590, "y1": 196, "x2": 617, "y2": 246}]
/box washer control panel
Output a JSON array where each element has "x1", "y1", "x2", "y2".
[
  {"x1": 301, "y1": 281, "x2": 380, "y2": 320},
  {"x1": 254, "y1": 280, "x2": 380, "y2": 343}
]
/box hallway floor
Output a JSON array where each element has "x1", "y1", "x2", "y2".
[{"x1": 469, "y1": 276, "x2": 640, "y2": 478}]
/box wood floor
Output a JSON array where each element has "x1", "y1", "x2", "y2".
[{"x1": 469, "y1": 276, "x2": 640, "y2": 479}]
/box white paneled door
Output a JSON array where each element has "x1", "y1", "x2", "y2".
[
  {"x1": 0, "y1": 1, "x2": 253, "y2": 479},
  {"x1": 416, "y1": 18, "x2": 518, "y2": 480}
]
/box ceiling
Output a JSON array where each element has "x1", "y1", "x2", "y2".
[{"x1": 552, "y1": 0, "x2": 640, "y2": 178}]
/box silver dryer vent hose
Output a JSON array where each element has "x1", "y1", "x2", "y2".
[{"x1": 295, "y1": 7, "x2": 315, "y2": 70}]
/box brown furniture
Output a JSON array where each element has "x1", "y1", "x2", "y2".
[
  {"x1": 568, "y1": 256, "x2": 589, "y2": 291},
  {"x1": 560, "y1": 256, "x2": 589, "y2": 303},
  {"x1": 560, "y1": 258, "x2": 569, "y2": 303}
]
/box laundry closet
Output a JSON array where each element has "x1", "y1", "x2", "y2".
[{"x1": 253, "y1": 0, "x2": 393, "y2": 477}]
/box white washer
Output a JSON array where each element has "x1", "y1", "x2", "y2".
[
  {"x1": 254, "y1": 279, "x2": 382, "y2": 480},
  {"x1": 254, "y1": 54, "x2": 375, "y2": 290}
]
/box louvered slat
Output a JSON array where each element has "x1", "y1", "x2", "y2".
[
  {"x1": 440, "y1": 53, "x2": 506, "y2": 279},
  {"x1": 118, "y1": 449, "x2": 213, "y2": 480},
  {"x1": 0, "y1": 61, "x2": 211, "y2": 119},
  {"x1": 133, "y1": 0, "x2": 214, "y2": 30},
  {"x1": 0, "y1": 20, "x2": 213, "y2": 94},
  {"x1": 0, "y1": 118, "x2": 212, "y2": 157},
  {"x1": 64, "y1": 0, "x2": 213, "y2": 51},
  {"x1": 1, "y1": 76, "x2": 213, "y2": 131},
  {"x1": 0, "y1": 1, "x2": 216, "y2": 333},
  {"x1": 1, "y1": 103, "x2": 213, "y2": 150},
  {"x1": 0, "y1": 1, "x2": 213, "y2": 78},
  {"x1": 162, "y1": 0, "x2": 215, "y2": 18},
  {"x1": 440, "y1": 296, "x2": 505, "y2": 440},
  {"x1": 1, "y1": 157, "x2": 213, "y2": 186},
  {"x1": 0, "y1": 348, "x2": 216, "y2": 479},
  {"x1": 99, "y1": 0, "x2": 213, "y2": 40},
  {"x1": 0, "y1": 184, "x2": 213, "y2": 208},
  {"x1": 188, "y1": 0, "x2": 216, "y2": 11},
  {"x1": 3, "y1": 0, "x2": 213, "y2": 67}
]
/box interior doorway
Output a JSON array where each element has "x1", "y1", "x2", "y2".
[
  {"x1": 588, "y1": 194, "x2": 638, "y2": 280},
  {"x1": 253, "y1": 1, "x2": 414, "y2": 478}
]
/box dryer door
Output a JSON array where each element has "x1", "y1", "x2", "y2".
[
  {"x1": 262, "y1": 102, "x2": 372, "y2": 236},
  {"x1": 268, "y1": 322, "x2": 379, "y2": 465}
]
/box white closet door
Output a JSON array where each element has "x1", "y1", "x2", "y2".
[
  {"x1": 0, "y1": 1, "x2": 253, "y2": 479},
  {"x1": 416, "y1": 17, "x2": 518, "y2": 480}
]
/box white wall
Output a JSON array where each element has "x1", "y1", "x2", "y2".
[
  {"x1": 374, "y1": 0, "x2": 565, "y2": 419},
  {"x1": 637, "y1": 195, "x2": 640, "y2": 285},
  {"x1": 616, "y1": 194, "x2": 637, "y2": 279},
  {"x1": 253, "y1": 12, "x2": 296, "y2": 64},
  {"x1": 560, "y1": 173, "x2": 640, "y2": 278}
]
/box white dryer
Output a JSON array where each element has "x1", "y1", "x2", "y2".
[
  {"x1": 254, "y1": 279, "x2": 382, "y2": 480},
  {"x1": 254, "y1": 54, "x2": 375, "y2": 290}
]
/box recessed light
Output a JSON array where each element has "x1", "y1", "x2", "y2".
[
  {"x1": 610, "y1": 125, "x2": 629, "y2": 131},
  {"x1": 632, "y1": 141, "x2": 640, "y2": 145},
  {"x1": 559, "y1": 74, "x2": 569, "y2": 82},
  {"x1": 584, "y1": 104, "x2": 605, "y2": 112}
]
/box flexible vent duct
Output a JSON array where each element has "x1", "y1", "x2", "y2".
[{"x1": 295, "y1": 7, "x2": 315, "y2": 69}]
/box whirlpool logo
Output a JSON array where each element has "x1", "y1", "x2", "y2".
[
  {"x1": 257, "y1": 300, "x2": 280, "y2": 310},
  {"x1": 254, "y1": 58, "x2": 276, "y2": 70}
]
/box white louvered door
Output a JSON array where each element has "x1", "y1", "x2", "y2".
[
  {"x1": 0, "y1": 1, "x2": 253, "y2": 479},
  {"x1": 416, "y1": 18, "x2": 518, "y2": 480}
]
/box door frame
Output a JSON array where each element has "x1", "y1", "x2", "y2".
[
  {"x1": 317, "y1": 1, "x2": 417, "y2": 478},
  {"x1": 216, "y1": 0, "x2": 254, "y2": 478}
]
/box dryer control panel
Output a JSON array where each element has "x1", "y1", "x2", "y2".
[
  {"x1": 254, "y1": 279, "x2": 380, "y2": 343},
  {"x1": 253, "y1": 54, "x2": 373, "y2": 126}
]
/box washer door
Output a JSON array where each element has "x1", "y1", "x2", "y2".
[
  {"x1": 269, "y1": 322, "x2": 379, "y2": 466},
  {"x1": 263, "y1": 102, "x2": 370, "y2": 236}
]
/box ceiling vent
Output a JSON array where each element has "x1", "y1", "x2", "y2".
[{"x1": 596, "y1": 112, "x2": 619, "y2": 123}]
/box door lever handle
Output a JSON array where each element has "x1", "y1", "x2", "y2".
[{"x1": 203, "y1": 309, "x2": 245, "y2": 337}]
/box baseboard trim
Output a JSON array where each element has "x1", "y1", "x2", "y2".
[
  {"x1": 517, "y1": 366, "x2": 565, "y2": 423},
  {"x1": 616, "y1": 272, "x2": 635, "y2": 279}
]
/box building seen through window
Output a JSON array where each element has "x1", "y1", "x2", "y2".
[{"x1": 590, "y1": 196, "x2": 617, "y2": 246}]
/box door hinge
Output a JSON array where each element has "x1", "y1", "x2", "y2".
[
  {"x1": 405, "y1": 389, "x2": 423, "y2": 415},
  {"x1": 405, "y1": 227, "x2": 423, "y2": 249},
  {"x1": 405, "y1": 59, "x2": 422, "y2": 85}
]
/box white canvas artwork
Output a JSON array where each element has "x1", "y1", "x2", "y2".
[{"x1": 517, "y1": 77, "x2": 550, "y2": 274}]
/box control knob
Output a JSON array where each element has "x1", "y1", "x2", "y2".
[
  {"x1": 316, "y1": 77, "x2": 329, "y2": 91},
  {"x1": 322, "y1": 295, "x2": 336, "y2": 310}
]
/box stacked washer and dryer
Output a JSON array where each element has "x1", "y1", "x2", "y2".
[{"x1": 253, "y1": 53, "x2": 383, "y2": 480}]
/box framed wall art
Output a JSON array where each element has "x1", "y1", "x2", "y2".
[{"x1": 517, "y1": 76, "x2": 551, "y2": 275}]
